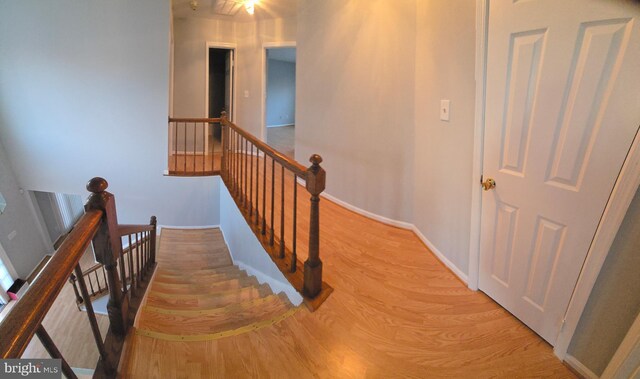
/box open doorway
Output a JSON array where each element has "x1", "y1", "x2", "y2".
[
  {"x1": 206, "y1": 45, "x2": 235, "y2": 154},
  {"x1": 265, "y1": 47, "x2": 296, "y2": 158}
]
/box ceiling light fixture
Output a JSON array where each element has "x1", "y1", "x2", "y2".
[
  {"x1": 190, "y1": 0, "x2": 198, "y2": 11},
  {"x1": 244, "y1": 0, "x2": 258, "y2": 15}
]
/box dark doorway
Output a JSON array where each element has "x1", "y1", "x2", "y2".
[{"x1": 208, "y1": 48, "x2": 234, "y2": 141}]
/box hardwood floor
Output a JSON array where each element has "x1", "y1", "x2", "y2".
[
  {"x1": 266, "y1": 125, "x2": 295, "y2": 159},
  {"x1": 120, "y1": 177, "x2": 575, "y2": 378}
]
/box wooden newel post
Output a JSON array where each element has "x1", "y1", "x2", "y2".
[
  {"x1": 221, "y1": 111, "x2": 227, "y2": 177},
  {"x1": 304, "y1": 154, "x2": 325, "y2": 298},
  {"x1": 150, "y1": 216, "x2": 157, "y2": 265},
  {"x1": 85, "y1": 177, "x2": 128, "y2": 336}
]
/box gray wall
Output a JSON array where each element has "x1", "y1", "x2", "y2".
[
  {"x1": 0, "y1": 142, "x2": 50, "y2": 278},
  {"x1": 0, "y1": 0, "x2": 220, "y2": 228},
  {"x1": 266, "y1": 58, "x2": 296, "y2": 127},
  {"x1": 568, "y1": 185, "x2": 640, "y2": 375}
]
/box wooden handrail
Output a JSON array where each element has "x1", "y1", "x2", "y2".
[
  {"x1": 222, "y1": 118, "x2": 308, "y2": 176},
  {"x1": 0, "y1": 210, "x2": 103, "y2": 358},
  {"x1": 219, "y1": 112, "x2": 331, "y2": 307},
  {"x1": 169, "y1": 117, "x2": 221, "y2": 123},
  {"x1": 118, "y1": 224, "x2": 154, "y2": 236}
]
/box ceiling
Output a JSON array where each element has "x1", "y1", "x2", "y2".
[
  {"x1": 268, "y1": 47, "x2": 296, "y2": 63},
  {"x1": 172, "y1": 0, "x2": 298, "y2": 22}
]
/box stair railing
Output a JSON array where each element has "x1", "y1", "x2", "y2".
[
  {"x1": 219, "y1": 112, "x2": 332, "y2": 309},
  {"x1": 0, "y1": 177, "x2": 157, "y2": 378},
  {"x1": 167, "y1": 117, "x2": 222, "y2": 176}
]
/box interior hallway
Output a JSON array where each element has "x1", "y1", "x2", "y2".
[{"x1": 122, "y1": 166, "x2": 574, "y2": 378}]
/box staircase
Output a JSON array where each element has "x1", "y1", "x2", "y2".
[{"x1": 133, "y1": 228, "x2": 297, "y2": 342}]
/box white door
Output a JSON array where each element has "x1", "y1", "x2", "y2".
[{"x1": 479, "y1": 0, "x2": 640, "y2": 344}]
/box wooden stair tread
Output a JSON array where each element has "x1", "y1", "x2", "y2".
[
  {"x1": 145, "y1": 283, "x2": 273, "y2": 310},
  {"x1": 137, "y1": 294, "x2": 292, "y2": 335},
  {"x1": 149, "y1": 276, "x2": 259, "y2": 295},
  {"x1": 153, "y1": 269, "x2": 248, "y2": 284},
  {"x1": 155, "y1": 264, "x2": 239, "y2": 277}
]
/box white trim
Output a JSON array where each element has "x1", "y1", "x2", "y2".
[
  {"x1": 0, "y1": 241, "x2": 18, "y2": 281},
  {"x1": 261, "y1": 42, "x2": 296, "y2": 142},
  {"x1": 23, "y1": 190, "x2": 54, "y2": 252},
  {"x1": 320, "y1": 191, "x2": 413, "y2": 230},
  {"x1": 602, "y1": 311, "x2": 640, "y2": 378},
  {"x1": 555, "y1": 127, "x2": 640, "y2": 359},
  {"x1": 320, "y1": 191, "x2": 468, "y2": 284},
  {"x1": 564, "y1": 355, "x2": 599, "y2": 379},
  {"x1": 266, "y1": 123, "x2": 295, "y2": 128},
  {"x1": 411, "y1": 225, "x2": 469, "y2": 284},
  {"x1": 468, "y1": 0, "x2": 489, "y2": 292}
]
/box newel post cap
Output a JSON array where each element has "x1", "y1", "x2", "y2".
[
  {"x1": 310, "y1": 154, "x2": 323, "y2": 166},
  {"x1": 87, "y1": 177, "x2": 108, "y2": 193}
]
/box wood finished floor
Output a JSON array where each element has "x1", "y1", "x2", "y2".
[{"x1": 121, "y1": 174, "x2": 574, "y2": 378}]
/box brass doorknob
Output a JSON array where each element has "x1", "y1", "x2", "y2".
[{"x1": 482, "y1": 178, "x2": 496, "y2": 191}]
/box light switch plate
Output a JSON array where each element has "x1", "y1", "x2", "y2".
[{"x1": 440, "y1": 99, "x2": 450, "y2": 121}]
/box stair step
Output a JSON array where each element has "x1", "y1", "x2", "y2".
[
  {"x1": 153, "y1": 269, "x2": 248, "y2": 285},
  {"x1": 156, "y1": 264, "x2": 240, "y2": 277},
  {"x1": 145, "y1": 283, "x2": 273, "y2": 310},
  {"x1": 137, "y1": 293, "x2": 292, "y2": 335},
  {"x1": 149, "y1": 276, "x2": 259, "y2": 295}
]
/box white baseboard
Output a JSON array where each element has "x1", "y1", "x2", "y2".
[
  {"x1": 564, "y1": 355, "x2": 598, "y2": 379},
  {"x1": 234, "y1": 260, "x2": 303, "y2": 306},
  {"x1": 320, "y1": 192, "x2": 414, "y2": 229},
  {"x1": 411, "y1": 225, "x2": 469, "y2": 284},
  {"x1": 320, "y1": 191, "x2": 468, "y2": 284},
  {"x1": 266, "y1": 123, "x2": 294, "y2": 128},
  {"x1": 157, "y1": 224, "x2": 220, "y2": 235}
]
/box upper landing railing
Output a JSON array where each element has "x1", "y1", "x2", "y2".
[{"x1": 167, "y1": 114, "x2": 332, "y2": 309}]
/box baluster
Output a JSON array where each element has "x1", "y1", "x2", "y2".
[
  {"x1": 183, "y1": 122, "x2": 187, "y2": 173},
  {"x1": 136, "y1": 232, "x2": 142, "y2": 283},
  {"x1": 304, "y1": 155, "x2": 326, "y2": 298},
  {"x1": 142, "y1": 232, "x2": 147, "y2": 275},
  {"x1": 68, "y1": 274, "x2": 83, "y2": 306},
  {"x1": 193, "y1": 122, "x2": 197, "y2": 173},
  {"x1": 244, "y1": 139, "x2": 248, "y2": 207},
  {"x1": 88, "y1": 272, "x2": 96, "y2": 295},
  {"x1": 221, "y1": 113, "x2": 227, "y2": 176},
  {"x1": 74, "y1": 263, "x2": 111, "y2": 372},
  {"x1": 254, "y1": 146, "x2": 260, "y2": 226},
  {"x1": 36, "y1": 325, "x2": 78, "y2": 379},
  {"x1": 249, "y1": 144, "x2": 254, "y2": 216},
  {"x1": 270, "y1": 158, "x2": 275, "y2": 246},
  {"x1": 127, "y1": 234, "x2": 136, "y2": 292},
  {"x1": 118, "y1": 240, "x2": 127, "y2": 294},
  {"x1": 101, "y1": 266, "x2": 108, "y2": 293},
  {"x1": 291, "y1": 174, "x2": 298, "y2": 272},
  {"x1": 234, "y1": 131, "x2": 239, "y2": 194},
  {"x1": 94, "y1": 270, "x2": 102, "y2": 293},
  {"x1": 85, "y1": 177, "x2": 128, "y2": 336},
  {"x1": 203, "y1": 121, "x2": 206, "y2": 173},
  {"x1": 174, "y1": 121, "x2": 178, "y2": 173},
  {"x1": 279, "y1": 165, "x2": 285, "y2": 259},
  {"x1": 150, "y1": 216, "x2": 157, "y2": 265},
  {"x1": 262, "y1": 153, "x2": 267, "y2": 234},
  {"x1": 211, "y1": 122, "x2": 215, "y2": 172}
]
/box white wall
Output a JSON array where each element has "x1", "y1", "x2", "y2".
[
  {"x1": 173, "y1": 17, "x2": 237, "y2": 118},
  {"x1": 412, "y1": 0, "x2": 477, "y2": 274},
  {"x1": 172, "y1": 15, "x2": 297, "y2": 140},
  {"x1": 266, "y1": 58, "x2": 296, "y2": 127},
  {"x1": 296, "y1": 0, "x2": 416, "y2": 223},
  {"x1": 0, "y1": 142, "x2": 51, "y2": 278},
  {"x1": 0, "y1": 0, "x2": 220, "y2": 228}
]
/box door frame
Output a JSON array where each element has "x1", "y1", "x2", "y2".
[
  {"x1": 261, "y1": 41, "x2": 296, "y2": 143},
  {"x1": 205, "y1": 42, "x2": 237, "y2": 153},
  {"x1": 470, "y1": 0, "x2": 640, "y2": 360}
]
